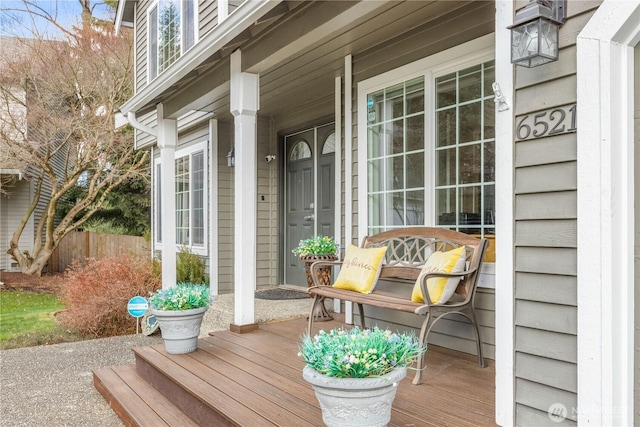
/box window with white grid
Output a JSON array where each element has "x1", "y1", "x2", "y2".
[
  {"x1": 365, "y1": 60, "x2": 495, "y2": 261},
  {"x1": 148, "y1": 0, "x2": 197, "y2": 81},
  {"x1": 154, "y1": 142, "x2": 207, "y2": 254}
]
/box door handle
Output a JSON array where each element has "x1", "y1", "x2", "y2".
[{"x1": 303, "y1": 214, "x2": 315, "y2": 221}]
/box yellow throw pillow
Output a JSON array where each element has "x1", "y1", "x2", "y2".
[
  {"x1": 332, "y1": 244, "x2": 387, "y2": 293},
  {"x1": 411, "y1": 246, "x2": 466, "y2": 304}
]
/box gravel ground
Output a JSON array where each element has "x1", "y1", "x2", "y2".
[{"x1": 0, "y1": 292, "x2": 317, "y2": 427}]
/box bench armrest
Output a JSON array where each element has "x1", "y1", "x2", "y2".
[
  {"x1": 415, "y1": 266, "x2": 480, "y2": 308},
  {"x1": 309, "y1": 260, "x2": 343, "y2": 287}
]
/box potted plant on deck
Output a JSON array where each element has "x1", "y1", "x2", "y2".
[
  {"x1": 292, "y1": 235, "x2": 339, "y2": 288},
  {"x1": 299, "y1": 327, "x2": 426, "y2": 427},
  {"x1": 149, "y1": 282, "x2": 213, "y2": 354}
]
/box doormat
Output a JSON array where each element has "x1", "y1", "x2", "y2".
[{"x1": 255, "y1": 288, "x2": 309, "y2": 300}]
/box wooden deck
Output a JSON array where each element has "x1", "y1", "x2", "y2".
[{"x1": 95, "y1": 315, "x2": 496, "y2": 426}]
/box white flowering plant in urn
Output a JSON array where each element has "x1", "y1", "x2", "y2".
[
  {"x1": 149, "y1": 283, "x2": 213, "y2": 354},
  {"x1": 299, "y1": 327, "x2": 426, "y2": 427}
]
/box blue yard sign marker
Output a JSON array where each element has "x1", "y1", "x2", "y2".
[{"x1": 127, "y1": 296, "x2": 148, "y2": 318}]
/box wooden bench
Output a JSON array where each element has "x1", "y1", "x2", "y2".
[{"x1": 307, "y1": 227, "x2": 489, "y2": 384}]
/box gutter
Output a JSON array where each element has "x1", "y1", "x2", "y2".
[
  {"x1": 118, "y1": 0, "x2": 281, "y2": 116},
  {"x1": 114, "y1": 0, "x2": 126, "y2": 35}
]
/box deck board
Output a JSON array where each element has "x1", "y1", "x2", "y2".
[
  {"x1": 206, "y1": 315, "x2": 497, "y2": 426},
  {"x1": 96, "y1": 314, "x2": 496, "y2": 426}
]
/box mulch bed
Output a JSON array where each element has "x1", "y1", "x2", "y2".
[{"x1": 0, "y1": 272, "x2": 65, "y2": 294}]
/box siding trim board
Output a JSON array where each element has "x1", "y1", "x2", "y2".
[
  {"x1": 494, "y1": 3, "x2": 516, "y2": 425},
  {"x1": 576, "y1": 1, "x2": 640, "y2": 425}
]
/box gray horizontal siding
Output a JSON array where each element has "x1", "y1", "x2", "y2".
[
  {"x1": 515, "y1": 219, "x2": 577, "y2": 247},
  {"x1": 516, "y1": 191, "x2": 577, "y2": 220},
  {"x1": 515, "y1": 247, "x2": 577, "y2": 276},
  {"x1": 516, "y1": 352, "x2": 577, "y2": 393},
  {"x1": 217, "y1": 120, "x2": 233, "y2": 294},
  {"x1": 515, "y1": 300, "x2": 576, "y2": 335},
  {"x1": 516, "y1": 379, "x2": 578, "y2": 423},
  {"x1": 516, "y1": 404, "x2": 577, "y2": 427},
  {"x1": 515, "y1": 272, "x2": 577, "y2": 306},
  {"x1": 134, "y1": 0, "x2": 152, "y2": 93},
  {"x1": 515, "y1": 162, "x2": 577, "y2": 194},
  {"x1": 516, "y1": 326, "x2": 576, "y2": 364},
  {"x1": 515, "y1": 133, "x2": 577, "y2": 168},
  {"x1": 513, "y1": 2, "x2": 584, "y2": 406},
  {"x1": 255, "y1": 116, "x2": 277, "y2": 289},
  {"x1": 199, "y1": 0, "x2": 218, "y2": 37}
]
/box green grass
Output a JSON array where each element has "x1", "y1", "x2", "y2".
[{"x1": 0, "y1": 291, "x2": 82, "y2": 349}]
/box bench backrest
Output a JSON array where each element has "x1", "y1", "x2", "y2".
[{"x1": 361, "y1": 227, "x2": 488, "y2": 301}]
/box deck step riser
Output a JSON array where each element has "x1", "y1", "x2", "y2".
[{"x1": 134, "y1": 354, "x2": 236, "y2": 426}]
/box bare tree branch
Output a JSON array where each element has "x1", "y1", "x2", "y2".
[{"x1": 0, "y1": 2, "x2": 143, "y2": 275}]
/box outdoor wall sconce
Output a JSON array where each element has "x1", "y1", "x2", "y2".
[
  {"x1": 226, "y1": 147, "x2": 235, "y2": 167},
  {"x1": 509, "y1": 0, "x2": 566, "y2": 67}
]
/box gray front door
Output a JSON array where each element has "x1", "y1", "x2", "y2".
[{"x1": 284, "y1": 123, "x2": 335, "y2": 286}]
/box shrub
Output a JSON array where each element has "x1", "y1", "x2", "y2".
[
  {"x1": 58, "y1": 255, "x2": 161, "y2": 338},
  {"x1": 176, "y1": 247, "x2": 208, "y2": 284}
]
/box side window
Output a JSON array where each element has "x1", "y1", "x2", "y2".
[
  {"x1": 148, "y1": 0, "x2": 197, "y2": 81},
  {"x1": 154, "y1": 142, "x2": 207, "y2": 254}
]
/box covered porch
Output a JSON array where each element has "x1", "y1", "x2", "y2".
[{"x1": 95, "y1": 315, "x2": 496, "y2": 426}]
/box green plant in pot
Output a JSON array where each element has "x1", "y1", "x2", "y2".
[
  {"x1": 299, "y1": 327, "x2": 425, "y2": 427},
  {"x1": 149, "y1": 283, "x2": 213, "y2": 354},
  {"x1": 292, "y1": 235, "x2": 339, "y2": 288}
]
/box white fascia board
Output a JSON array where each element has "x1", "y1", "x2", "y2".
[{"x1": 119, "y1": 0, "x2": 281, "y2": 116}]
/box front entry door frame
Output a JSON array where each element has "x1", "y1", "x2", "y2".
[{"x1": 283, "y1": 122, "x2": 336, "y2": 287}]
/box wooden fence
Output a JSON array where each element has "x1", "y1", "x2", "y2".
[{"x1": 48, "y1": 231, "x2": 149, "y2": 273}]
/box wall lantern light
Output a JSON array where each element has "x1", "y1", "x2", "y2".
[
  {"x1": 509, "y1": 0, "x2": 566, "y2": 67},
  {"x1": 226, "y1": 147, "x2": 235, "y2": 168}
]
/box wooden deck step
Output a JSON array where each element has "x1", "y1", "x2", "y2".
[
  {"x1": 94, "y1": 316, "x2": 497, "y2": 426},
  {"x1": 93, "y1": 365, "x2": 198, "y2": 427}
]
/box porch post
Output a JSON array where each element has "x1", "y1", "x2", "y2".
[
  {"x1": 230, "y1": 49, "x2": 258, "y2": 331},
  {"x1": 494, "y1": 1, "x2": 515, "y2": 426},
  {"x1": 157, "y1": 103, "x2": 177, "y2": 289}
]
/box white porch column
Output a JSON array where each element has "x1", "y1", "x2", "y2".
[
  {"x1": 157, "y1": 103, "x2": 177, "y2": 289},
  {"x1": 230, "y1": 49, "x2": 259, "y2": 331},
  {"x1": 494, "y1": 1, "x2": 515, "y2": 426}
]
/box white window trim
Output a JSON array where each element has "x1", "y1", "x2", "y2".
[
  {"x1": 356, "y1": 34, "x2": 495, "y2": 286},
  {"x1": 147, "y1": 0, "x2": 199, "y2": 83},
  {"x1": 154, "y1": 140, "x2": 208, "y2": 256}
]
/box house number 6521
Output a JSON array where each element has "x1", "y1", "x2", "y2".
[{"x1": 515, "y1": 104, "x2": 577, "y2": 141}]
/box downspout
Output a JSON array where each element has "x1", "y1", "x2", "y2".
[{"x1": 127, "y1": 111, "x2": 157, "y2": 137}]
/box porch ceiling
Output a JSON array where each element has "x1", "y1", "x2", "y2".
[{"x1": 153, "y1": 0, "x2": 484, "y2": 123}]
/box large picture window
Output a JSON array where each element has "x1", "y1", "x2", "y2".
[
  {"x1": 148, "y1": 0, "x2": 197, "y2": 81},
  {"x1": 154, "y1": 142, "x2": 207, "y2": 254},
  {"x1": 364, "y1": 58, "x2": 495, "y2": 261}
]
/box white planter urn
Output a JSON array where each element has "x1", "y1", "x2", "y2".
[
  {"x1": 302, "y1": 366, "x2": 407, "y2": 427},
  {"x1": 151, "y1": 306, "x2": 208, "y2": 354}
]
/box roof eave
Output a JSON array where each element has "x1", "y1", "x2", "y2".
[{"x1": 119, "y1": 0, "x2": 282, "y2": 117}]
